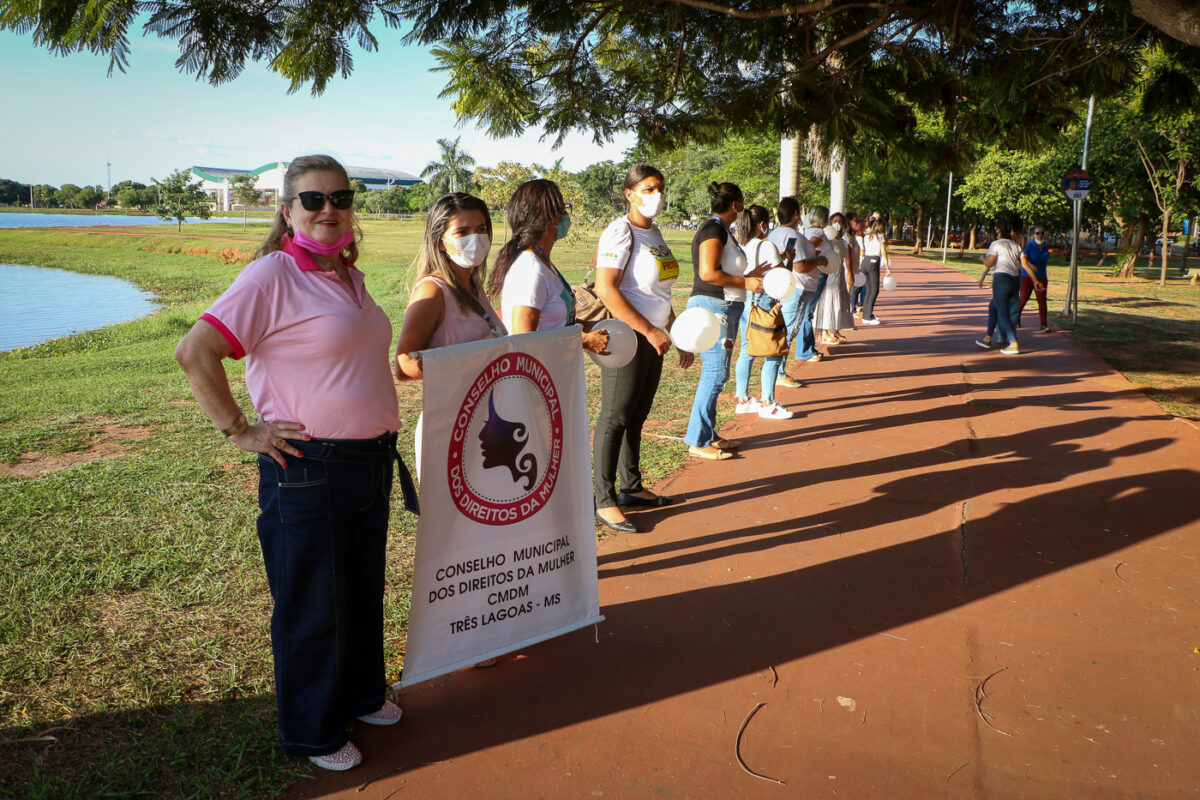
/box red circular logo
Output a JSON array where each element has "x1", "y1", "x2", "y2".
[{"x1": 447, "y1": 353, "x2": 564, "y2": 525}]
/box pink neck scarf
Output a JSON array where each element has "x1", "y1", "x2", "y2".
[{"x1": 291, "y1": 228, "x2": 354, "y2": 257}]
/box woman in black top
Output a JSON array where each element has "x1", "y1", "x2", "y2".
[{"x1": 683, "y1": 182, "x2": 764, "y2": 460}]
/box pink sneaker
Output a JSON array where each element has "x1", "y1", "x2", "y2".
[
  {"x1": 735, "y1": 397, "x2": 762, "y2": 414},
  {"x1": 357, "y1": 699, "x2": 403, "y2": 726},
  {"x1": 309, "y1": 741, "x2": 362, "y2": 771}
]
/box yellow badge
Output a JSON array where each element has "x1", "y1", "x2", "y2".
[{"x1": 651, "y1": 244, "x2": 679, "y2": 281}]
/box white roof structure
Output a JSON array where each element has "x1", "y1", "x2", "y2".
[{"x1": 190, "y1": 161, "x2": 420, "y2": 210}]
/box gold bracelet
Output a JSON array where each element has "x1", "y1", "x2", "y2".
[{"x1": 221, "y1": 413, "x2": 249, "y2": 438}]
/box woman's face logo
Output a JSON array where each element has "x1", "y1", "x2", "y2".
[{"x1": 479, "y1": 389, "x2": 538, "y2": 491}]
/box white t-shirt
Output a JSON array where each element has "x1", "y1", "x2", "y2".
[
  {"x1": 500, "y1": 249, "x2": 572, "y2": 332},
  {"x1": 741, "y1": 238, "x2": 783, "y2": 299},
  {"x1": 595, "y1": 216, "x2": 680, "y2": 329},
  {"x1": 772, "y1": 224, "x2": 819, "y2": 292},
  {"x1": 862, "y1": 232, "x2": 884, "y2": 257},
  {"x1": 987, "y1": 239, "x2": 1024, "y2": 277}
]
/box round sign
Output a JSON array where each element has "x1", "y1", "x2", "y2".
[
  {"x1": 447, "y1": 353, "x2": 563, "y2": 525},
  {"x1": 1062, "y1": 168, "x2": 1091, "y2": 201}
]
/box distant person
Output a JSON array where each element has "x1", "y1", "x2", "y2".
[
  {"x1": 768, "y1": 196, "x2": 826, "y2": 381},
  {"x1": 848, "y1": 212, "x2": 866, "y2": 316},
  {"x1": 976, "y1": 215, "x2": 1043, "y2": 354},
  {"x1": 175, "y1": 154, "x2": 416, "y2": 773},
  {"x1": 487, "y1": 178, "x2": 609, "y2": 354},
  {"x1": 813, "y1": 211, "x2": 856, "y2": 345},
  {"x1": 684, "y1": 182, "x2": 763, "y2": 460},
  {"x1": 592, "y1": 164, "x2": 691, "y2": 533},
  {"x1": 799, "y1": 204, "x2": 833, "y2": 361},
  {"x1": 733, "y1": 204, "x2": 794, "y2": 419},
  {"x1": 858, "y1": 216, "x2": 891, "y2": 325},
  {"x1": 1018, "y1": 225, "x2": 1052, "y2": 333}
]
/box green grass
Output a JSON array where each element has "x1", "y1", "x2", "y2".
[
  {"x1": 922, "y1": 247, "x2": 1200, "y2": 419},
  {"x1": 0, "y1": 219, "x2": 709, "y2": 798}
]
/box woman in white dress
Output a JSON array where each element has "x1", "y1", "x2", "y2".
[{"x1": 813, "y1": 211, "x2": 856, "y2": 343}]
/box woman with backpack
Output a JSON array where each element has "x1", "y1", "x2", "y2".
[{"x1": 732, "y1": 205, "x2": 794, "y2": 420}]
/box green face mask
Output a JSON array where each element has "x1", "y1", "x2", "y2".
[{"x1": 556, "y1": 214, "x2": 572, "y2": 239}]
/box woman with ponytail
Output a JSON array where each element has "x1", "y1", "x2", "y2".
[
  {"x1": 683, "y1": 182, "x2": 764, "y2": 460},
  {"x1": 175, "y1": 155, "x2": 415, "y2": 772}
]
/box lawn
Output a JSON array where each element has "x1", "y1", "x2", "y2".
[{"x1": 0, "y1": 219, "x2": 701, "y2": 798}]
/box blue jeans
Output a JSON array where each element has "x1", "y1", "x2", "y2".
[
  {"x1": 735, "y1": 294, "x2": 784, "y2": 404},
  {"x1": 257, "y1": 433, "x2": 405, "y2": 757},
  {"x1": 783, "y1": 272, "x2": 825, "y2": 361},
  {"x1": 987, "y1": 273, "x2": 1021, "y2": 346},
  {"x1": 685, "y1": 295, "x2": 743, "y2": 447}
]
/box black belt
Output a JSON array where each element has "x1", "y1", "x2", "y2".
[{"x1": 285, "y1": 432, "x2": 420, "y2": 515}]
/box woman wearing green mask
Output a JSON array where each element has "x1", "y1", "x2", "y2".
[{"x1": 488, "y1": 179, "x2": 609, "y2": 355}]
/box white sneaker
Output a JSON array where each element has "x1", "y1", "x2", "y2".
[
  {"x1": 862, "y1": 317, "x2": 881, "y2": 325},
  {"x1": 758, "y1": 402, "x2": 794, "y2": 420},
  {"x1": 357, "y1": 700, "x2": 403, "y2": 726},
  {"x1": 735, "y1": 397, "x2": 762, "y2": 414}
]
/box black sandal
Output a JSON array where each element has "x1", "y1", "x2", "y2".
[{"x1": 617, "y1": 491, "x2": 676, "y2": 508}]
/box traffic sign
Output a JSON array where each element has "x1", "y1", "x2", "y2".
[{"x1": 1062, "y1": 167, "x2": 1091, "y2": 201}]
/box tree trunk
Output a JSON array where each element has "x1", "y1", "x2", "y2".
[
  {"x1": 968, "y1": 220, "x2": 979, "y2": 250},
  {"x1": 1117, "y1": 217, "x2": 1132, "y2": 251},
  {"x1": 1160, "y1": 207, "x2": 1172, "y2": 287},
  {"x1": 912, "y1": 204, "x2": 925, "y2": 255},
  {"x1": 1120, "y1": 215, "x2": 1149, "y2": 278}
]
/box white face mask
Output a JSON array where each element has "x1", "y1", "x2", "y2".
[
  {"x1": 635, "y1": 191, "x2": 664, "y2": 218},
  {"x1": 446, "y1": 233, "x2": 491, "y2": 268},
  {"x1": 832, "y1": 221, "x2": 844, "y2": 233}
]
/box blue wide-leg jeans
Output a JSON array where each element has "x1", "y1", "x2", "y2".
[{"x1": 684, "y1": 295, "x2": 743, "y2": 448}]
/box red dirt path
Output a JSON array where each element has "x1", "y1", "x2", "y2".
[{"x1": 287, "y1": 256, "x2": 1200, "y2": 799}]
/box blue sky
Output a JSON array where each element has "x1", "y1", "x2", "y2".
[{"x1": 0, "y1": 27, "x2": 635, "y2": 188}]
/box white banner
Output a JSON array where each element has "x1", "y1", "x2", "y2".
[{"x1": 399, "y1": 326, "x2": 603, "y2": 687}]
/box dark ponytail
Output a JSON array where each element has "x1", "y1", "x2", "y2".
[
  {"x1": 486, "y1": 179, "x2": 566, "y2": 299},
  {"x1": 736, "y1": 204, "x2": 771, "y2": 246},
  {"x1": 708, "y1": 181, "x2": 743, "y2": 214}
]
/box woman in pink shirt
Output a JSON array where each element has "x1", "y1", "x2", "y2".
[{"x1": 175, "y1": 155, "x2": 415, "y2": 772}]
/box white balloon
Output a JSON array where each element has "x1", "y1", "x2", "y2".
[
  {"x1": 670, "y1": 307, "x2": 721, "y2": 353},
  {"x1": 762, "y1": 267, "x2": 796, "y2": 300},
  {"x1": 586, "y1": 319, "x2": 637, "y2": 369},
  {"x1": 882, "y1": 274, "x2": 898, "y2": 291},
  {"x1": 818, "y1": 242, "x2": 843, "y2": 274},
  {"x1": 853, "y1": 272, "x2": 867, "y2": 288}
]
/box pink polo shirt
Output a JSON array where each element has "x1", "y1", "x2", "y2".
[{"x1": 200, "y1": 235, "x2": 400, "y2": 440}]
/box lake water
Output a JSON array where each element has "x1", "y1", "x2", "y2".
[
  {"x1": 0, "y1": 264, "x2": 158, "y2": 352},
  {"x1": 0, "y1": 213, "x2": 258, "y2": 228}
]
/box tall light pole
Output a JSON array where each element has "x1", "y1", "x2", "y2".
[
  {"x1": 1062, "y1": 95, "x2": 1096, "y2": 326},
  {"x1": 941, "y1": 171, "x2": 954, "y2": 263}
]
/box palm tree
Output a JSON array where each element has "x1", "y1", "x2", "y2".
[{"x1": 421, "y1": 137, "x2": 476, "y2": 196}]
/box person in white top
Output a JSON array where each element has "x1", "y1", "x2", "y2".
[
  {"x1": 976, "y1": 215, "x2": 1043, "y2": 354},
  {"x1": 487, "y1": 179, "x2": 609, "y2": 354},
  {"x1": 813, "y1": 211, "x2": 856, "y2": 344},
  {"x1": 857, "y1": 216, "x2": 891, "y2": 324},
  {"x1": 769, "y1": 196, "x2": 827, "y2": 380},
  {"x1": 733, "y1": 205, "x2": 794, "y2": 420},
  {"x1": 592, "y1": 164, "x2": 692, "y2": 532}
]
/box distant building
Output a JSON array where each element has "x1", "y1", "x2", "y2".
[{"x1": 191, "y1": 162, "x2": 421, "y2": 211}]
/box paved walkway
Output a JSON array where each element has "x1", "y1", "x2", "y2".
[{"x1": 288, "y1": 256, "x2": 1200, "y2": 799}]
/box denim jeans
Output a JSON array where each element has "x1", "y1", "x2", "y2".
[
  {"x1": 782, "y1": 272, "x2": 825, "y2": 361},
  {"x1": 986, "y1": 273, "x2": 1021, "y2": 345},
  {"x1": 735, "y1": 294, "x2": 784, "y2": 404},
  {"x1": 257, "y1": 433, "x2": 400, "y2": 757},
  {"x1": 684, "y1": 294, "x2": 743, "y2": 447}
]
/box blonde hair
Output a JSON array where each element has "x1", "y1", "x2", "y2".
[
  {"x1": 412, "y1": 192, "x2": 494, "y2": 310},
  {"x1": 254, "y1": 154, "x2": 361, "y2": 261}
]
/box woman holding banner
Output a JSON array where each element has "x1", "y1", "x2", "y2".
[
  {"x1": 175, "y1": 155, "x2": 417, "y2": 772},
  {"x1": 592, "y1": 164, "x2": 691, "y2": 533},
  {"x1": 395, "y1": 192, "x2": 506, "y2": 381},
  {"x1": 486, "y1": 179, "x2": 609, "y2": 356}
]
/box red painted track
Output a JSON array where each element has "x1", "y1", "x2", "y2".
[{"x1": 287, "y1": 255, "x2": 1200, "y2": 799}]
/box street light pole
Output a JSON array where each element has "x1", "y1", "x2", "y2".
[
  {"x1": 1063, "y1": 95, "x2": 1096, "y2": 326},
  {"x1": 941, "y1": 171, "x2": 954, "y2": 264}
]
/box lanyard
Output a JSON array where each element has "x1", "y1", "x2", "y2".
[
  {"x1": 461, "y1": 279, "x2": 504, "y2": 336},
  {"x1": 531, "y1": 245, "x2": 577, "y2": 327}
]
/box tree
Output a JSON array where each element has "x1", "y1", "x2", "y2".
[
  {"x1": 1131, "y1": 45, "x2": 1200, "y2": 285},
  {"x1": 56, "y1": 183, "x2": 82, "y2": 208},
  {"x1": 75, "y1": 186, "x2": 104, "y2": 209},
  {"x1": 229, "y1": 172, "x2": 261, "y2": 230},
  {"x1": 152, "y1": 169, "x2": 212, "y2": 231},
  {"x1": 574, "y1": 160, "x2": 625, "y2": 222},
  {"x1": 421, "y1": 136, "x2": 476, "y2": 195},
  {"x1": 0, "y1": 178, "x2": 24, "y2": 205},
  {"x1": 957, "y1": 148, "x2": 1071, "y2": 234}
]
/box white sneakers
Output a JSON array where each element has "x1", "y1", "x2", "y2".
[
  {"x1": 357, "y1": 699, "x2": 403, "y2": 725},
  {"x1": 735, "y1": 397, "x2": 762, "y2": 414},
  {"x1": 308, "y1": 700, "x2": 404, "y2": 772},
  {"x1": 758, "y1": 402, "x2": 794, "y2": 420}
]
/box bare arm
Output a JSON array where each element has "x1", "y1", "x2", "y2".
[
  {"x1": 978, "y1": 254, "x2": 998, "y2": 287},
  {"x1": 394, "y1": 280, "x2": 445, "y2": 380},
  {"x1": 174, "y1": 320, "x2": 306, "y2": 466}
]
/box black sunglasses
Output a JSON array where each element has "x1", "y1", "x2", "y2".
[{"x1": 292, "y1": 190, "x2": 355, "y2": 211}]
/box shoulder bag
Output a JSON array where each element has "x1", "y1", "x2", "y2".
[
  {"x1": 744, "y1": 241, "x2": 789, "y2": 358},
  {"x1": 575, "y1": 219, "x2": 634, "y2": 330}
]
